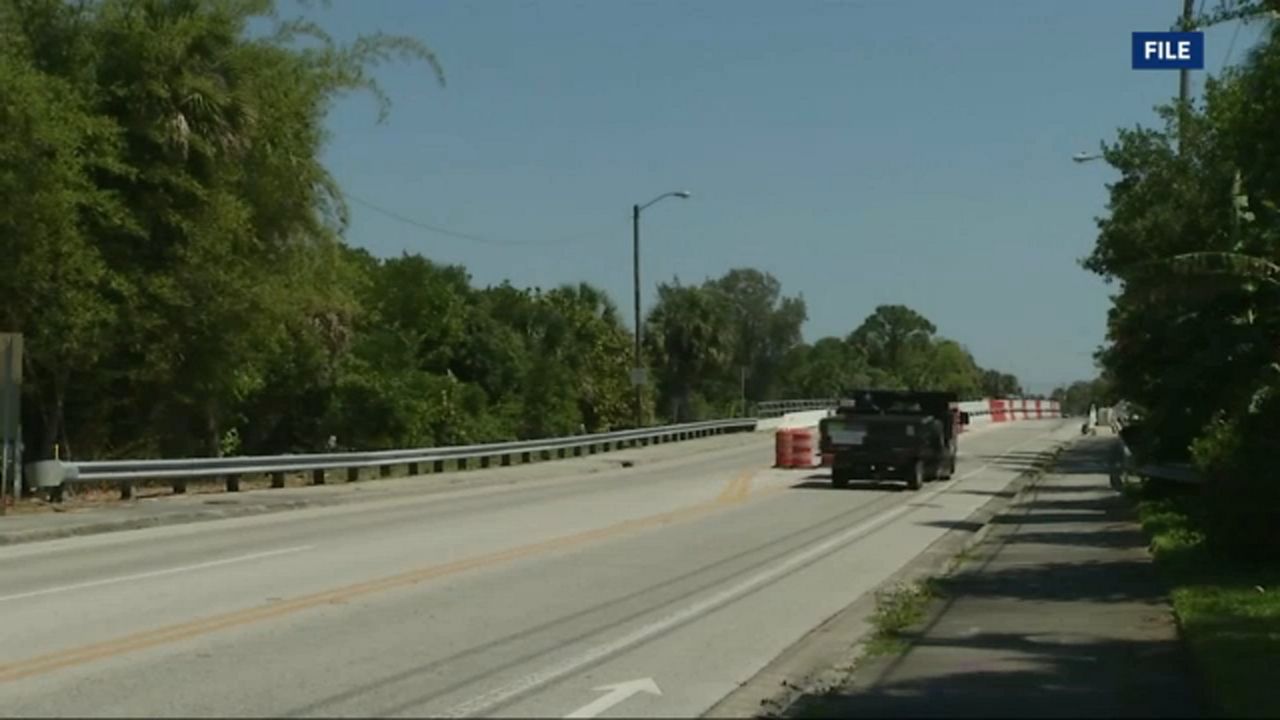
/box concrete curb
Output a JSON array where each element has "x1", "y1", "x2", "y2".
[
  {"x1": 0, "y1": 500, "x2": 316, "y2": 547},
  {"x1": 702, "y1": 436, "x2": 1073, "y2": 719}
]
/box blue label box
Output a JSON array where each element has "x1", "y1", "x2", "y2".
[{"x1": 1133, "y1": 32, "x2": 1205, "y2": 69}]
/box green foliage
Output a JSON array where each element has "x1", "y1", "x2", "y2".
[
  {"x1": 1050, "y1": 378, "x2": 1110, "y2": 416},
  {"x1": 1137, "y1": 490, "x2": 1280, "y2": 717},
  {"x1": 1089, "y1": 19, "x2": 1280, "y2": 557}
]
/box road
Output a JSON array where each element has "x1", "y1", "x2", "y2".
[{"x1": 0, "y1": 419, "x2": 1073, "y2": 718}]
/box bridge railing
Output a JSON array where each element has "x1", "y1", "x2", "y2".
[
  {"x1": 24, "y1": 418, "x2": 760, "y2": 502},
  {"x1": 752, "y1": 399, "x2": 838, "y2": 418}
]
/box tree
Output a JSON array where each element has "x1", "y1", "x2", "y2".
[
  {"x1": 848, "y1": 305, "x2": 937, "y2": 375},
  {"x1": 1085, "y1": 17, "x2": 1280, "y2": 557},
  {"x1": 645, "y1": 281, "x2": 736, "y2": 422},
  {"x1": 911, "y1": 340, "x2": 984, "y2": 397},
  {"x1": 1050, "y1": 378, "x2": 1111, "y2": 416},
  {"x1": 0, "y1": 5, "x2": 128, "y2": 458},
  {"x1": 980, "y1": 369, "x2": 1023, "y2": 398},
  {"x1": 778, "y1": 338, "x2": 874, "y2": 398},
  {"x1": 2, "y1": 0, "x2": 443, "y2": 459},
  {"x1": 705, "y1": 268, "x2": 807, "y2": 402}
]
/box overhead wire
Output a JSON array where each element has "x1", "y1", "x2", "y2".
[{"x1": 343, "y1": 192, "x2": 620, "y2": 249}]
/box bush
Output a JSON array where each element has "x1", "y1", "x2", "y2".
[{"x1": 1191, "y1": 384, "x2": 1280, "y2": 562}]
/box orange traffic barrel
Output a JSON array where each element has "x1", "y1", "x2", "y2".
[
  {"x1": 790, "y1": 428, "x2": 816, "y2": 469},
  {"x1": 775, "y1": 429, "x2": 795, "y2": 468}
]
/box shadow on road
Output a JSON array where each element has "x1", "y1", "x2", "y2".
[
  {"x1": 954, "y1": 488, "x2": 1017, "y2": 499},
  {"x1": 786, "y1": 631, "x2": 1198, "y2": 718},
  {"x1": 917, "y1": 519, "x2": 985, "y2": 533},
  {"x1": 789, "y1": 478, "x2": 907, "y2": 493}
]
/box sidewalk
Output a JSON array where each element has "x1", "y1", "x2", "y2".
[{"x1": 786, "y1": 435, "x2": 1204, "y2": 718}]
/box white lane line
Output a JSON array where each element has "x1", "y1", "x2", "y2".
[
  {"x1": 0, "y1": 545, "x2": 314, "y2": 603},
  {"x1": 440, "y1": 431, "x2": 1056, "y2": 718}
]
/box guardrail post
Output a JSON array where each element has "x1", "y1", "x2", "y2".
[
  {"x1": 173, "y1": 479, "x2": 187, "y2": 494},
  {"x1": 408, "y1": 461, "x2": 420, "y2": 476},
  {"x1": 379, "y1": 465, "x2": 392, "y2": 478},
  {"x1": 225, "y1": 474, "x2": 240, "y2": 492},
  {"x1": 480, "y1": 456, "x2": 491, "y2": 469},
  {"x1": 271, "y1": 471, "x2": 285, "y2": 489},
  {"x1": 433, "y1": 460, "x2": 444, "y2": 473},
  {"x1": 119, "y1": 480, "x2": 133, "y2": 500},
  {"x1": 346, "y1": 467, "x2": 360, "y2": 482},
  {"x1": 572, "y1": 445, "x2": 582, "y2": 457},
  {"x1": 521, "y1": 451, "x2": 532, "y2": 464},
  {"x1": 312, "y1": 469, "x2": 325, "y2": 485},
  {"x1": 458, "y1": 458, "x2": 468, "y2": 470},
  {"x1": 501, "y1": 454, "x2": 512, "y2": 467}
]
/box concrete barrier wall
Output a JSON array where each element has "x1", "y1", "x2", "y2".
[
  {"x1": 756, "y1": 409, "x2": 833, "y2": 432},
  {"x1": 755, "y1": 397, "x2": 1061, "y2": 434}
]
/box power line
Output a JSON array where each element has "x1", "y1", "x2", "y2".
[
  {"x1": 343, "y1": 192, "x2": 617, "y2": 249},
  {"x1": 1222, "y1": 14, "x2": 1244, "y2": 68}
]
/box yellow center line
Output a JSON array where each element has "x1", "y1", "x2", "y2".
[
  {"x1": 716, "y1": 469, "x2": 752, "y2": 503},
  {"x1": 0, "y1": 465, "x2": 770, "y2": 683}
]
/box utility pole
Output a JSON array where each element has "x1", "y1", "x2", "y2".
[{"x1": 1179, "y1": 0, "x2": 1196, "y2": 151}]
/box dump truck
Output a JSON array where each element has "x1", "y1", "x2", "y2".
[{"x1": 817, "y1": 389, "x2": 966, "y2": 491}]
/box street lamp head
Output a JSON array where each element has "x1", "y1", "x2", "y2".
[
  {"x1": 1072, "y1": 152, "x2": 1102, "y2": 163},
  {"x1": 638, "y1": 190, "x2": 693, "y2": 211}
]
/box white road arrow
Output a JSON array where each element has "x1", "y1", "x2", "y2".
[{"x1": 564, "y1": 678, "x2": 662, "y2": 719}]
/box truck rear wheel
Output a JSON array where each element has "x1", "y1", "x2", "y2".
[
  {"x1": 906, "y1": 460, "x2": 923, "y2": 491},
  {"x1": 832, "y1": 468, "x2": 849, "y2": 489},
  {"x1": 939, "y1": 447, "x2": 956, "y2": 480}
]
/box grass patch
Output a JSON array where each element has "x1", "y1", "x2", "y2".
[
  {"x1": 863, "y1": 580, "x2": 939, "y2": 658},
  {"x1": 1135, "y1": 490, "x2": 1280, "y2": 718}
]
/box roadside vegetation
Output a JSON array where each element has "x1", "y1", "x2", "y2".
[
  {"x1": 863, "y1": 580, "x2": 939, "y2": 659},
  {"x1": 1135, "y1": 485, "x2": 1280, "y2": 718},
  {"x1": 1088, "y1": 1, "x2": 1280, "y2": 715},
  {"x1": 0, "y1": 0, "x2": 1026, "y2": 462}
]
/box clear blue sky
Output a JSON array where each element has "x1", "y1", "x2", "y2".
[{"x1": 305, "y1": 0, "x2": 1263, "y2": 395}]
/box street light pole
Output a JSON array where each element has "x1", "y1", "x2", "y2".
[
  {"x1": 631, "y1": 190, "x2": 691, "y2": 429},
  {"x1": 633, "y1": 203, "x2": 642, "y2": 429}
]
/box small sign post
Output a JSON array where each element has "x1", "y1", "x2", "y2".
[{"x1": 0, "y1": 333, "x2": 22, "y2": 515}]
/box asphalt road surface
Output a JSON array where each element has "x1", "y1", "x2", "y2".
[{"x1": 0, "y1": 419, "x2": 1073, "y2": 718}]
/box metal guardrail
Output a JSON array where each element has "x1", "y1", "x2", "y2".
[
  {"x1": 754, "y1": 399, "x2": 837, "y2": 418},
  {"x1": 24, "y1": 418, "x2": 760, "y2": 501}
]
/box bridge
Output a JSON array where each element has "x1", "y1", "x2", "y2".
[{"x1": 0, "y1": 398, "x2": 1069, "y2": 717}]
